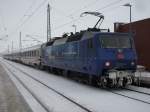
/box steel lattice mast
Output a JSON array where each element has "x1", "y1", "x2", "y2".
[{"x1": 47, "y1": 4, "x2": 51, "y2": 42}]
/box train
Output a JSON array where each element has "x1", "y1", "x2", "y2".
[
  {"x1": 3, "y1": 27, "x2": 137, "y2": 87},
  {"x1": 3, "y1": 12, "x2": 138, "y2": 87}
]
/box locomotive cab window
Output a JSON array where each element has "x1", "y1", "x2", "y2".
[{"x1": 100, "y1": 35, "x2": 132, "y2": 48}]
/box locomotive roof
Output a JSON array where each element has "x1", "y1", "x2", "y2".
[
  {"x1": 45, "y1": 28, "x2": 131, "y2": 46},
  {"x1": 46, "y1": 32, "x2": 84, "y2": 46},
  {"x1": 53, "y1": 37, "x2": 68, "y2": 45}
]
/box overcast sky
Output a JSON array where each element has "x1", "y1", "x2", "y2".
[{"x1": 0, "y1": 0, "x2": 149, "y2": 53}]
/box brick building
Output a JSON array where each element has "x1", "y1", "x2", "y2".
[{"x1": 114, "y1": 18, "x2": 150, "y2": 70}]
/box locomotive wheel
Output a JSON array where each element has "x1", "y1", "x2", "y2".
[
  {"x1": 122, "y1": 78, "x2": 127, "y2": 87},
  {"x1": 97, "y1": 77, "x2": 107, "y2": 88}
]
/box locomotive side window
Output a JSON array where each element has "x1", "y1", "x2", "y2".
[
  {"x1": 87, "y1": 39, "x2": 93, "y2": 49},
  {"x1": 87, "y1": 38, "x2": 96, "y2": 57},
  {"x1": 100, "y1": 35, "x2": 131, "y2": 48}
]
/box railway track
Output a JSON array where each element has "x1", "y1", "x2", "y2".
[
  {"x1": 105, "y1": 87, "x2": 150, "y2": 105},
  {"x1": 108, "y1": 90, "x2": 150, "y2": 105},
  {"x1": 124, "y1": 87, "x2": 150, "y2": 96},
  {"x1": 3, "y1": 63, "x2": 50, "y2": 112},
  {"x1": 3, "y1": 60, "x2": 93, "y2": 112},
  {"x1": 3, "y1": 59, "x2": 150, "y2": 110}
]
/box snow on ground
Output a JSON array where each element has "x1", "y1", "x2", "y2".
[
  {"x1": 2, "y1": 58, "x2": 150, "y2": 112},
  {"x1": 2, "y1": 61, "x2": 87, "y2": 112},
  {"x1": 127, "y1": 85, "x2": 150, "y2": 95},
  {"x1": 3, "y1": 64, "x2": 47, "y2": 112},
  {"x1": 111, "y1": 88, "x2": 150, "y2": 103}
]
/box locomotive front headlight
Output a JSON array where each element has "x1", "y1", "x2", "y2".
[
  {"x1": 105, "y1": 61, "x2": 111, "y2": 67},
  {"x1": 131, "y1": 61, "x2": 135, "y2": 66}
]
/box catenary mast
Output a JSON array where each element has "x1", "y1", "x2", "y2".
[{"x1": 47, "y1": 4, "x2": 51, "y2": 42}]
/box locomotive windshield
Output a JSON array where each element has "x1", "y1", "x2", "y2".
[{"x1": 100, "y1": 35, "x2": 132, "y2": 48}]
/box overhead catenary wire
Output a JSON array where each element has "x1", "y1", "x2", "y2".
[
  {"x1": 53, "y1": 0, "x2": 125, "y2": 31},
  {"x1": 9, "y1": 0, "x2": 48, "y2": 37},
  {"x1": 8, "y1": 0, "x2": 125, "y2": 41},
  {"x1": 54, "y1": 0, "x2": 123, "y2": 30},
  {"x1": 96, "y1": 0, "x2": 124, "y2": 11},
  {"x1": 68, "y1": 0, "x2": 101, "y2": 17},
  {"x1": 51, "y1": 0, "x2": 102, "y2": 22},
  {"x1": 9, "y1": 0, "x2": 124, "y2": 37},
  {"x1": 13, "y1": 0, "x2": 37, "y2": 31},
  {"x1": 0, "y1": 8, "x2": 7, "y2": 32}
]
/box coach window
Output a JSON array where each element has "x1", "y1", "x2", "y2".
[
  {"x1": 34, "y1": 51, "x2": 35, "y2": 56},
  {"x1": 32, "y1": 51, "x2": 34, "y2": 57},
  {"x1": 31, "y1": 51, "x2": 33, "y2": 57},
  {"x1": 35, "y1": 51, "x2": 37, "y2": 56},
  {"x1": 37, "y1": 51, "x2": 39, "y2": 56},
  {"x1": 33, "y1": 51, "x2": 35, "y2": 57},
  {"x1": 37, "y1": 50, "x2": 39, "y2": 56},
  {"x1": 34, "y1": 51, "x2": 36, "y2": 56},
  {"x1": 38, "y1": 51, "x2": 40, "y2": 56}
]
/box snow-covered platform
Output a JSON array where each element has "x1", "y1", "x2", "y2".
[{"x1": 0, "y1": 63, "x2": 32, "y2": 112}]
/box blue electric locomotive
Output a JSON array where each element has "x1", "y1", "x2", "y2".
[
  {"x1": 40, "y1": 28, "x2": 137, "y2": 87},
  {"x1": 3, "y1": 12, "x2": 137, "y2": 87}
]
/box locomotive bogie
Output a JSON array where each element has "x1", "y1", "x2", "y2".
[{"x1": 107, "y1": 70, "x2": 133, "y2": 87}]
